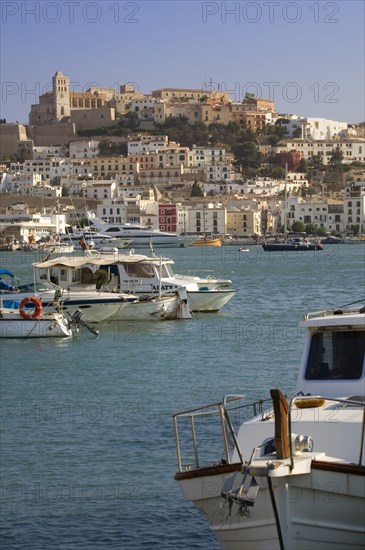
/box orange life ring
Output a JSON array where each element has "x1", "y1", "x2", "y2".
[{"x1": 19, "y1": 297, "x2": 43, "y2": 320}]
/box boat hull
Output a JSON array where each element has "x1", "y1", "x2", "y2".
[
  {"x1": 277, "y1": 463, "x2": 365, "y2": 549},
  {"x1": 176, "y1": 467, "x2": 279, "y2": 550},
  {"x1": 262, "y1": 243, "x2": 322, "y2": 251},
  {"x1": 187, "y1": 289, "x2": 237, "y2": 312},
  {"x1": 0, "y1": 312, "x2": 72, "y2": 337},
  {"x1": 113, "y1": 294, "x2": 191, "y2": 321},
  {"x1": 1, "y1": 291, "x2": 122, "y2": 323},
  {"x1": 191, "y1": 238, "x2": 222, "y2": 247}
]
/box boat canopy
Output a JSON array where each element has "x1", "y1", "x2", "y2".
[
  {"x1": 0, "y1": 268, "x2": 14, "y2": 277},
  {"x1": 33, "y1": 254, "x2": 174, "y2": 269}
]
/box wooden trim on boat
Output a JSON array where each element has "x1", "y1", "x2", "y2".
[
  {"x1": 270, "y1": 389, "x2": 290, "y2": 459},
  {"x1": 174, "y1": 462, "x2": 242, "y2": 481},
  {"x1": 312, "y1": 460, "x2": 365, "y2": 476}
]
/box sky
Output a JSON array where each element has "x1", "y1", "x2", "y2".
[{"x1": 1, "y1": 0, "x2": 364, "y2": 124}]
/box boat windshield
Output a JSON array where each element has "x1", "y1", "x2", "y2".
[
  {"x1": 124, "y1": 263, "x2": 154, "y2": 278},
  {"x1": 17, "y1": 282, "x2": 54, "y2": 292},
  {"x1": 162, "y1": 264, "x2": 174, "y2": 277},
  {"x1": 305, "y1": 330, "x2": 365, "y2": 380}
]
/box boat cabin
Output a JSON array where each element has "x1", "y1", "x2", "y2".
[
  {"x1": 33, "y1": 254, "x2": 180, "y2": 295},
  {"x1": 34, "y1": 257, "x2": 105, "y2": 292},
  {"x1": 296, "y1": 307, "x2": 365, "y2": 398}
]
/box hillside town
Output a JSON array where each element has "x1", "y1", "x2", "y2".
[{"x1": 0, "y1": 70, "x2": 364, "y2": 245}]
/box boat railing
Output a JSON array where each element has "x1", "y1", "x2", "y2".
[
  {"x1": 286, "y1": 394, "x2": 365, "y2": 468},
  {"x1": 173, "y1": 395, "x2": 271, "y2": 473},
  {"x1": 304, "y1": 304, "x2": 365, "y2": 319}
]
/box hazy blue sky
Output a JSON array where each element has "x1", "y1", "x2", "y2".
[{"x1": 1, "y1": 0, "x2": 364, "y2": 124}]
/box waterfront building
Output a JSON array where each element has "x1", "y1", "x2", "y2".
[
  {"x1": 343, "y1": 182, "x2": 365, "y2": 232},
  {"x1": 226, "y1": 206, "x2": 261, "y2": 237}
]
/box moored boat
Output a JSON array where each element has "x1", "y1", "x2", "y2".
[
  {"x1": 320, "y1": 236, "x2": 345, "y2": 244},
  {"x1": 191, "y1": 236, "x2": 222, "y2": 247},
  {"x1": 78, "y1": 250, "x2": 237, "y2": 313},
  {"x1": 262, "y1": 237, "x2": 323, "y2": 251},
  {"x1": 90, "y1": 218, "x2": 181, "y2": 247},
  {"x1": 0, "y1": 296, "x2": 72, "y2": 338},
  {"x1": 32, "y1": 256, "x2": 192, "y2": 321},
  {"x1": 172, "y1": 303, "x2": 365, "y2": 549}
]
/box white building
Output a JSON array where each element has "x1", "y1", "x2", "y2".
[
  {"x1": 18, "y1": 185, "x2": 62, "y2": 198},
  {"x1": 286, "y1": 196, "x2": 345, "y2": 233},
  {"x1": 0, "y1": 210, "x2": 67, "y2": 242},
  {"x1": 96, "y1": 199, "x2": 128, "y2": 224},
  {"x1": 9, "y1": 158, "x2": 91, "y2": 181},
  {"x1": 276, "y1": 139, "x2": 365, "y2": 164},
  {"x1": 127, "y1": 135, "x2": 168, "y2": 154},
  {"x1": 188, "y1": 146, "x2": 227, "y2": 168},
  {"x1": 32, "y1": 146, "x2": 65, "y2": 159},
  {"x1": 69, "y1": 140, "x2": 100, "y2": 158},
  {"x1": 83, "y1": 180, "x2": 117, "y2": 201},
  {"x1": 4, "y1": 172, "x2": 42, "y2": 193},
  {"x1": 184, "y1": 203, "x2": 226, "y2": 235},
  {"x1": 204, "y1": 161, "x2": 237, "y2": 182},
  {"x1": 277, "y1": 117, "x2": 348, "y2": 140},
  {"x1": 343, "y1": 182, "x2": 365, "y2": 232}
]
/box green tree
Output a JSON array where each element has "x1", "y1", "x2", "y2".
[
  {"x1": 297, "y1": 158, "x2": 308, "y2": 173},
  {"x1": 305, "y1": 224, "x2": 318, "y2": 235},
  {"x1": 329, "y1": 146, "x2": 344, "y2": 167},
  {"x1": 191, "y1": 182, "x2": 204, "y2": 197},
  {"x1": 233, "y1": 141, "x2": 262, "y2": 173},
  {"x1": 291, "y1": 221, "x2": 306, "y2": 233},
  {"x1": 316, "y1": 226, "x2": 327, "y2": 237}
]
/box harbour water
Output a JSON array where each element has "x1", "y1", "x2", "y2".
[{"x1": 1, "y1": 244, "x2": 364, "y2": 549}]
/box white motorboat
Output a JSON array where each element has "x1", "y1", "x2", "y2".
[
  {"x1": 78, "y1": 250, "x2": 237, "y2": 313},
  {"x1": 0, "y1": 309, "x2": 73, "y2": 338},
  {"x1": 173, "y1": 303, "x2": 365, "y2": 549},
  {"x1": 31, "y1": 256, "x2": 191, "y2": 321},
  {"x1": 90, "y1": 218, "x2": 181, "y2": 247},
  {"x1": 0, "y1": 296, "x2": 72, "y2": 338},
  {"x1": 0, "y1": 296, "x2": 100, "y2": 338},
  {"x1": 1, "y1": 279, "x2": 125, "y2": 324},
  {"x1": 42, "y1": 242, "x2": 75, "y2": 254}
]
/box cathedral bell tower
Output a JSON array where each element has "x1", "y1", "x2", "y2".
[{"x1": 52, "y1": 71, "x2": 70, "y2": 122}]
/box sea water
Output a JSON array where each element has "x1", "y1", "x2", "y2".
[{"x1": 0, "y1": 244, "x2": 364, "y2": 549}]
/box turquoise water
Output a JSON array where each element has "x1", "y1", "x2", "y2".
[{"x1": 1, "y1": 244, "x2": 364, "y2": 549}]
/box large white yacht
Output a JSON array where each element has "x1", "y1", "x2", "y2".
[
  {"x1": 173, "y1": 304, "x2": 365, "y2": 549},
  {"x1": 90, "y1": 218, "x2": 181, "y2": 247}
]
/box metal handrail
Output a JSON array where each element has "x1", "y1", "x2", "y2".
[{"x1": 173, "y1": 395, "x2": 271, "y2": 472}]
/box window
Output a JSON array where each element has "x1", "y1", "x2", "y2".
[
  {"x1": 305, "y1": 330, "x2": 364, "y2": 380},
  {"x1": 125, "y1": 263, "x2": 154, "y2": 278}
]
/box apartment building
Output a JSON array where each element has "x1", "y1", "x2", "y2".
[
  {"x1": 83, "y1": 180, "x2": 118, "y2": 201},
  {"x1": 127, "y1": 135, "x2": 169, "y2": 154},
  {"x1": 188, "y1": 146, "x2": 227, "y2": 168},
  {"x1": 184, "y1": 203, "x2": 226, "y2": 235},
  {"x1": 277, "y1": 117, "x2": 348, "y2": 140},
  {"x1": 69, "y1": 140, "x2": 100, "y2": 158},
  {"x1": 275, "y1": 139, "x2": 365, "y2": 164},
  {"x1": 343, "y1": 182, "x2": 365, "y2": 231},
  {"x1": 88, "y1": 157, "x2": 138, "y2": 179}
]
